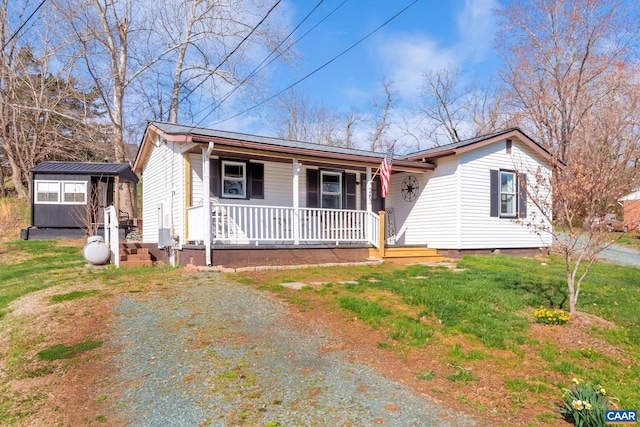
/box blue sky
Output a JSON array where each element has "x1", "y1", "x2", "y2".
[{"x1": 217, "y1": 0, "x2": 502, "y2": 138}]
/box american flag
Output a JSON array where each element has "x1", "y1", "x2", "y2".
[{"x1": 380, "y1": 144, "x2": 394, "y2": 198}]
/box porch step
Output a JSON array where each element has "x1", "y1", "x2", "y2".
[
  {"x1": 118, "y1": 245, "x2": 153, "y2": 267},
  {"x1": 371, "y1": 246, "x2": 444, "y2": 263}
]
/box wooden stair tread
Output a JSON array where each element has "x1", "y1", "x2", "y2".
[{"x1": 370, "y1": 246, "x2": 444, "y2": 262}]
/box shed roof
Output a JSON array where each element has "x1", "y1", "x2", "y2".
[{"x1": 31, "y1": 162, "x2": 138, "y2": 183}]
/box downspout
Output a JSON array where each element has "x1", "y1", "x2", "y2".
[
  {"x1": 293, "y1": 159, "x2": 300, "y2": 245},
  {"x1": 203, "y1": 142, "x2": 214, "y2": 265}
]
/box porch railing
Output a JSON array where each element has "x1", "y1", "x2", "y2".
[{"x1": 186, "y1": 203, "x2": 380, "y2": 248}]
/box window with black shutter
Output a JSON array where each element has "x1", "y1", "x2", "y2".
[
  {"x1": 490, "y1": 169, "x2": 527, "y2": 218},
  {"x1": 211, "y1": 159, "x2": 263, "y2": 200}
]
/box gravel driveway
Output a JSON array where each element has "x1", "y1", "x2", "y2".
[
  {"x1": 107, "y1": 275, "x2": 477, "y2": 427},
  {"x1": 599, "y1": 242, "x2": 640, "y2": 268}
]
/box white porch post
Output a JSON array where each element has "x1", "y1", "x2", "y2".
[
  {"x1": 366, "y1": 167, "x2": 372, "y2": 212},
  {"x1": 366, "y1": 167, "x2": 373, "y2": 243},
  {"x1": 203, "y1": 143, "x2": 214, "y2": 265},
  {"x1": 293, "y1": 159, "x2": 301, "y2": 245}
]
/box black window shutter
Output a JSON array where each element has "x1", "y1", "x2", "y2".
[
  {"x1": 210, "y1": 159, "x2": 221, "y2": 197},
  {"x1": 360, "y1": 173, "x2": 367, "y2": 210},
  {"x1": 518, "y1": 173, "x2": 527, "y2": 218},
  {"x1": 306, "y1": 169, "x2": 319, "y2": 208},
  {"x1": 249, "y1": 163, "x2": 264, "y2": 199},
  {"x1": 344, "y1": 173, "x2": 356, "y2": 210},
  {"x1": 490, "y1": 169, "x2": 499, "y2": 217}
]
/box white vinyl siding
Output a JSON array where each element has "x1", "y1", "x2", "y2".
[
  {"x1": 189, "y1": 153, "x2": 204, "y2": 206},
  {"x1": 457, "y1": 141, "x2": 551, "y2": 249},
  {"x1": 394, "y1": 157, "x2": 459, "y2": 247},
  {"x1": 393, "y1": 139, "x2": 552, "y2": 250},
  {"x1": 140, "y1": 137, "x2": 185, "y2": 245}
]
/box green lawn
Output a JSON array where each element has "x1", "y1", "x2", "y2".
[
  {"x1": 234, "y1": 253, "x2": 640, "y2": 416},
  {"x1": 2, "y1": 237, "x2": 639, "y2": 424}
]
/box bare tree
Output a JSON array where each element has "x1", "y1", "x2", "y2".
[
  {"x1": 418, "y1": 68, "x2": 466, "y2": 145},
  {"x1": 496, "y1": 0, "x2": 640, "y2": 314},
  {"x1": 0, "y1": 0, "x2": 108, "y2": 199},
  {"x1": 72, "y1": 182, "x2": 102, "y2": 236},
  {"x1": 145, "y1": 0, "x2": 295, "y2": 124},
  {"x1": 270, "y1": 88, "x2": 344, "y2": 145},
  {"x1": 368, "y1": 79, "x2": 394, "y2": 152},
  {"x1": 496, "y1": 0, "x2": 640, "y2": 163},
  {"x1": 53, "y1": 0, "x2": 292, "y2": 215},
  {"x1": 342, "y1": 112, "x2": 361, "y2": 149},
  {"x1": 416, "y1": 67, "x2": 504, "y2": 147}
]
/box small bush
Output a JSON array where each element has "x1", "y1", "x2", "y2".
[
  {"x1": 558, "y1": 378, "x2": 614, "y2": 427},
  {"x1": 534, "y1": 306, "x2": 571, "y2": 325}
]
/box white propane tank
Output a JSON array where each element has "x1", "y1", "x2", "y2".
[{"x1": 83, "y1": 235, "x2": 111, "y2": 265}]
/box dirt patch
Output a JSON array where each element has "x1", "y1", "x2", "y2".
[{"x1": 0, "y1": 282, "x2": 123, "y2": 427}]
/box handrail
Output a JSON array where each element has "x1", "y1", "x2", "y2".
[{"x1": 187, "y1": 203, "x2": 379, "y2": 247}]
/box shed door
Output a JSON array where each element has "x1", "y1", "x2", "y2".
[{"x1": 96, "y1": 181, "x2": 108, "y2": 223}]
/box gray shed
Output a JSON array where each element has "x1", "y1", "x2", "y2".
[{"x1": 25, "y1": 162, "x2": 138, "y2": 240}]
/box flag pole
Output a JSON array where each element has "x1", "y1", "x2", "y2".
[{"x1": 370, "y1": 163, "x2": 382, "y2": 181}]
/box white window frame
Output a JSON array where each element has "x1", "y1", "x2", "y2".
[
  {"x1": 500, "y1": 171, "x2": 516, "y2": 217},
  {"x1": 34, "y1": 180, "x2": 87, "y2": 205},
  {"x1": 63, "y1": 181, "x2": 88, "y2": 204},
  {"x1": 35, "y1": 180, "x2": 61, "y2": 204},
  {"x1": 321, "y1": 171, "x2": 342, "y2": 209},
  {"x1": 221, "y1": 160, "x2": 246, "y2": 199}
]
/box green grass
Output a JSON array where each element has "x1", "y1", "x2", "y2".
[
  {"x1": 2, "y1": 237, "x2": 640, "y2": 423},
  {"x1": 50, "y1": 290, "x2": 100, "y2": 303},
  {"x1": 262, "y1": 254, "x2": 640, "y2": 411},
  {"x1": 417, "y1": 369, "x2": 435, "y2": 380},
  {"x1": 0, "y1": 240, "x2": 86, "y2": 319},
  {"x1": 446, "y1": 368, "x2": 476, "y2": 383},
  {"x1": 337, "y1": 296, "x2": 391, "y2": 327},
  {"x1": 36, "y1": 340, "x2": 103, "y2": 361},
  {"x1": 616, "y1": 233, "x2": 640, "y2": 248}
]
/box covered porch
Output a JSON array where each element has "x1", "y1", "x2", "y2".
[{"x1": 186, "y1": 203, "x2": 382, "y2": 247}]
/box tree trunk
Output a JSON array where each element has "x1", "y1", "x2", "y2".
[{"x1": 6, "y1": 151, "x2": 28, "y2": 199}]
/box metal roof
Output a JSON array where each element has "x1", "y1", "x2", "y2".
[
  {"x1": 406, "y1": 128, "x2": 524, "y2": 157},
  {"x1": 150, "y1": 121, "x2": 396, "y2": 160},
  {"x1": 31, "y1": 162, "x2": 139, "y2": 183}
]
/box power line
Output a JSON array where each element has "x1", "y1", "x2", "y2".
[
  {"x1": 199, "y1": 0, "x2": 347, "y2": 124},
  {"x1": 211, "y1": 0, "x2": 419, "y2": 126},
  {"x1": 2, "y1": 0, "x2": 48, "y2": 51},
  {"x1": 178, "y1": 0, "x2": 281, "y2": 108}
]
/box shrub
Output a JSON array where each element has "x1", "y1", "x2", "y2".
[
  {"x1": 534, "y1": 306, "x2": 571, "y2": 325},
  {"x1": 558, "y1": 378, "x2": 614, "y2": 427}
]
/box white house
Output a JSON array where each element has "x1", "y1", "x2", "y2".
[{"x1": 132, "y1": 122, "x2": 553, "y2": 267}]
